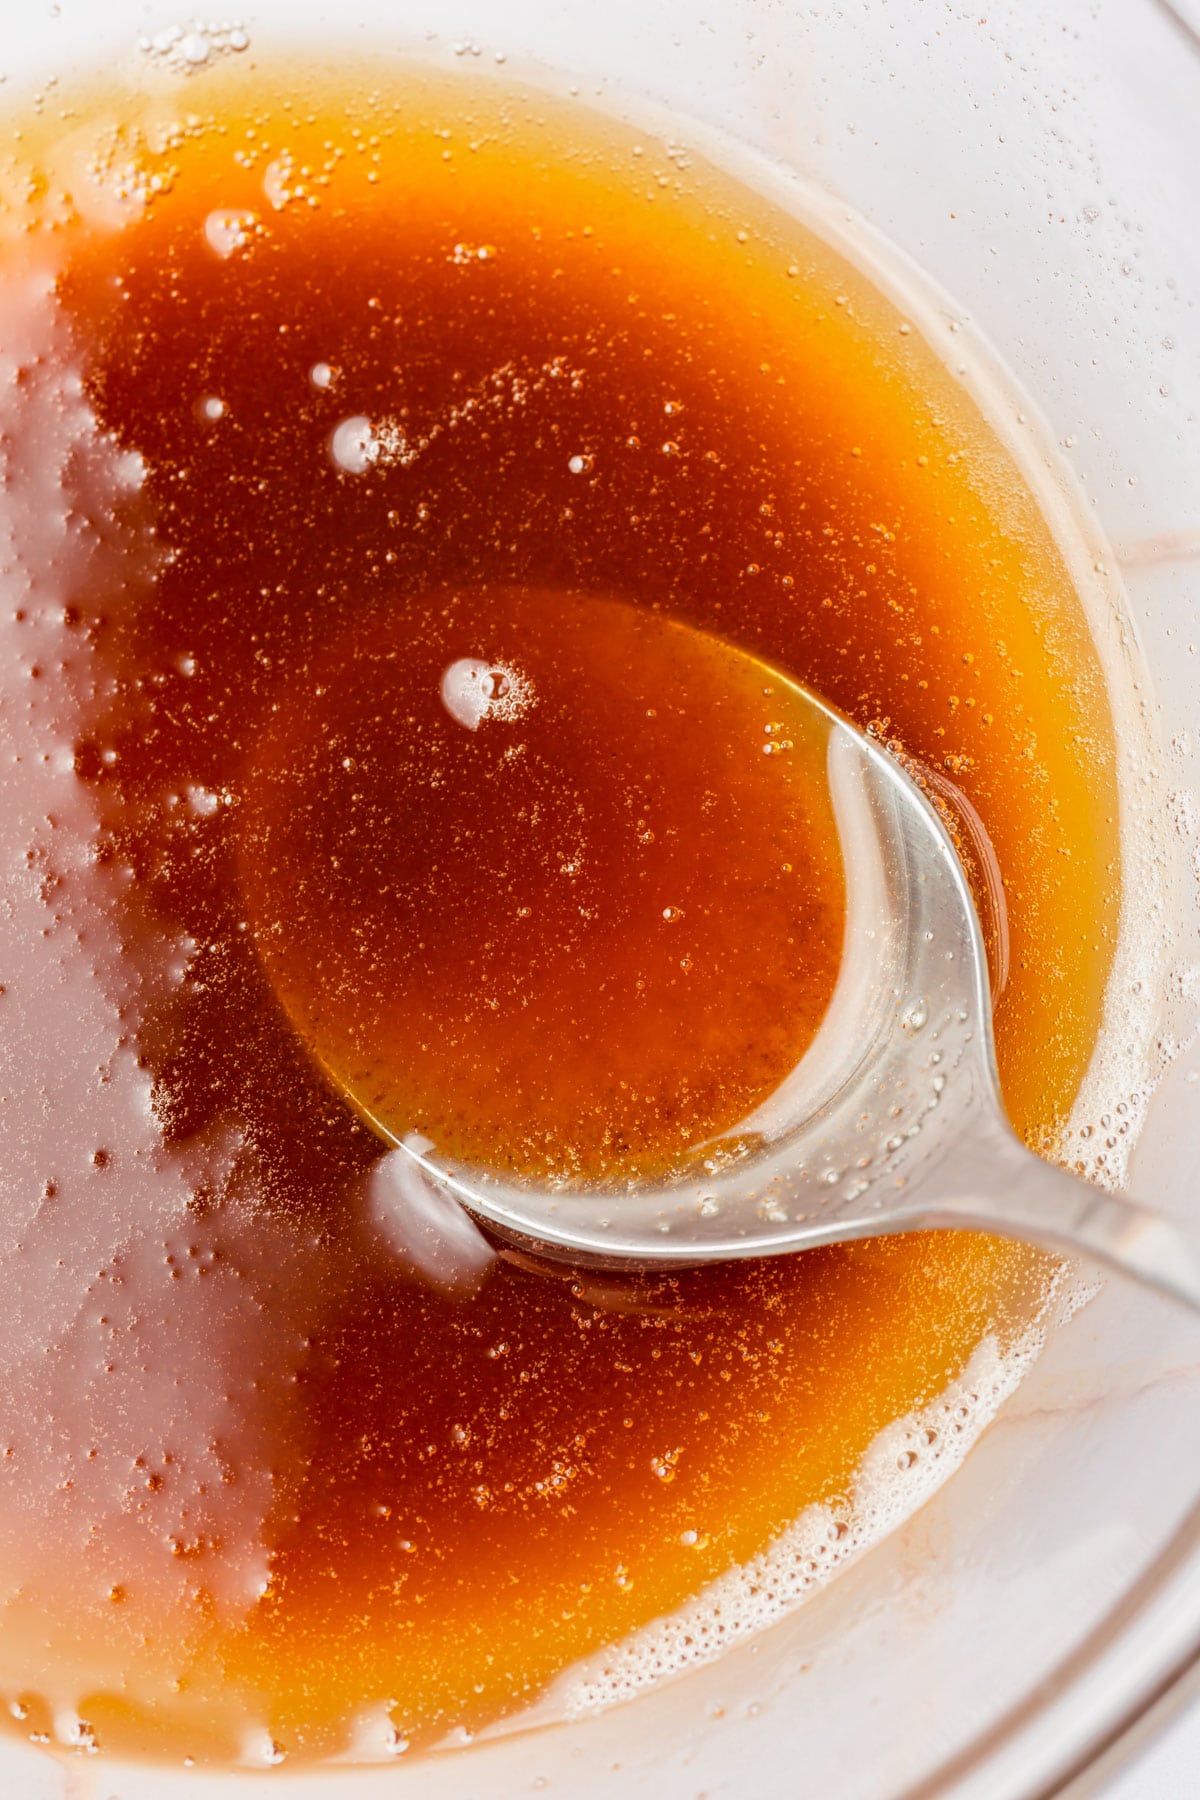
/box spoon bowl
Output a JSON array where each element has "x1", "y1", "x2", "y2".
[{"x1": 381, "y1": 628, "x2": 1200, "y2": 1312}]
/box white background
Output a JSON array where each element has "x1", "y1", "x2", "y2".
[{"x1": 1105, "y1": 1701, "x2": 1200, "y2": 1797}]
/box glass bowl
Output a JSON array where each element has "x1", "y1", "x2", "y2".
[{"x1": 2, "y1": 3, "x2": 1198, "y2": 1795}]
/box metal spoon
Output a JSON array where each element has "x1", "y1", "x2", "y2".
[{"x1": 392, "y1": 631, "x2": 1200, "y2": 1312}]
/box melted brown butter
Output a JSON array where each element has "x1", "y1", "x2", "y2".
[{"x1": 0, "y1": 59, "x2": 1116, "y2": 1766}]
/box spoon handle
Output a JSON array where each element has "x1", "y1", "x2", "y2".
[{"x1": 912, "y1": 1124, "x2": 1200, "y2": 1316}]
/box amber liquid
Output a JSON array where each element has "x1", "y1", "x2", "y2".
[
  {"x1": 0, "y1": 59, "x2": 1118, "y2": 1766},
  {"x1": 238, "y1": 585, "x2": 845, "y2": 1180}
]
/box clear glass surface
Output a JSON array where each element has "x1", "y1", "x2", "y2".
[{"x1": 2, "y1": 3, "x2": 1199, "y2": 1796}]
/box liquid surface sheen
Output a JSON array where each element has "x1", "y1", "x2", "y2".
[
  {"x1": 239, "y1": 586, "x2": 844, "y2": 1181},
  {"x1": 0, "y1": 56, "x2": 1118, "y2": 1767}
]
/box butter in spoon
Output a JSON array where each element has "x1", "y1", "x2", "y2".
[{"x1": 239, "y1": 588, "x2": 1200, "y2": 1311}]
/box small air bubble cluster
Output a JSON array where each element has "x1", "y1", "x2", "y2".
[
  {"x1": 138, "y1": 21, "x2": 251, "y2": 74},
  {"x1": 438, "y1": 657, "x2": 534, "y2": 732}
]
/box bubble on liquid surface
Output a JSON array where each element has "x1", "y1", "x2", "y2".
[
  {"x1": 327, "y1": 409, "x2": 430, "y2": 474},
  {"x1": 329, "y1": 415, "x2": 377, "y2": 474},
  {"x1": 139, "y1": 21, "x2": 250, "y2": 73},
  {"x1": 438, "y1": 657, "x2": 534, "y2": 731},
  {"x1": 204, "y1": 208, "x2": 257, "y2": 259}
]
